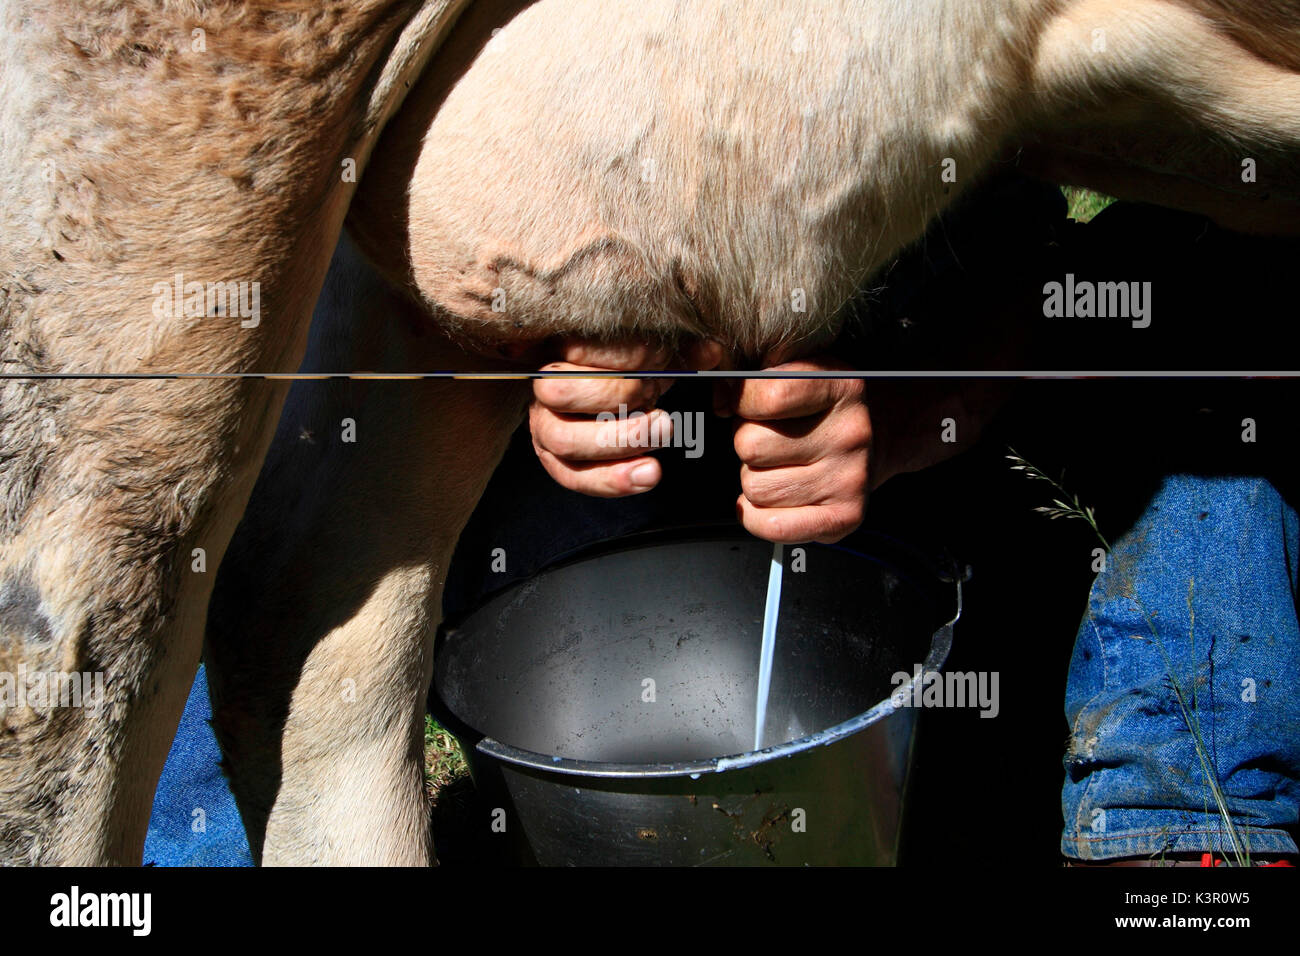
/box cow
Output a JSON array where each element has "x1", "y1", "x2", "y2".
[{"x1": 2, "y1": 0, "x2": 1297, "y2": 865}]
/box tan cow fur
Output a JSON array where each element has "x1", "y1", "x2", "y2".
[
  {"x1": 2, "y1": 0, "x2": 1298, "y2": 865},
  {"x1": 0, "y1": 0, "x2": 476, "y2": 864},
  {"x1": 368, "y1": 0, "x2": 1300, "y2": 364}
]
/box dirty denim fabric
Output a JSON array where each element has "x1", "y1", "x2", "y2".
[
  {"x1": 143, "y1": 664, "x2": 254, "y2": 866},
  {"x1": 1062, "y1": 474, "x2": 1300, "y2": 860}
]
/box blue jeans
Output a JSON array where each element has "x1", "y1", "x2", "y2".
[
  {"x1": 143, "y1": 664, "x2": 253, "y2": 866},
  {"x1": 1062, "y1": 474, "x2": 1300, "y2": 860}
]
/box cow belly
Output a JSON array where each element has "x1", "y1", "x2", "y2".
[
  {"x1": 351, "y1": 0, "x2": 1300, "y2": 368},
  {"x1": 352, "y1": 0, "x2": 1041, "y2": 364}
]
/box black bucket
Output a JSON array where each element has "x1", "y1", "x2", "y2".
[{"x1": 432, "y1": 527, "x2": 960, "y2": 865}]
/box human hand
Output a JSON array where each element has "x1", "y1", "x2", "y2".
[
  {"x1": 724, "y1": 360, "x2": 880, "y2": 544},
  {"x1": 529, "y1": 339, "x2": 723, "y2": 497}
]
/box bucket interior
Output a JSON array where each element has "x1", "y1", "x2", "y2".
[{"x1": 435, "y1": 530, "x2": 953, "y2": 765}]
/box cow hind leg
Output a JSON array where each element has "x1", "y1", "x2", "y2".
[
  {"x1": 1033, "y1": 0, "x2": 1300, "y2": 143},
  {"x1": 1023, "y1": 0, "x2": 1300, "y2": 231},
  {"x1": 205, "y1": 236, "x2": 528, "y2": 865}
]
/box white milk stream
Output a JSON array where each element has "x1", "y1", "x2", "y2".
[{"x1": 754, "y1": 542, "x2": 784, "y2": 751}]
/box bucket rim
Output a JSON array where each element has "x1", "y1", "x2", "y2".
[
  {"x1": 441, "y1": 522, "x2": 963, "y2": 633},
  {"x1": 471, "y1": 580, "x2": 960, "y2": 780}
]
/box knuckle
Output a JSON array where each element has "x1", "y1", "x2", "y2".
[
  {"x1": 733, "y1": 424, "x2": 764, "y2": 461},
  {"x1": 546, "y1": 424, "x2": 579, "y2": 460},
  {"x1": 765, "y1": 379, "x2": 801, "y2": 416},
  {"x1": 535, "y1": 378, "x2": 575, "y2": 408},
  {"x1": 528, "y1": 403, "x2": 553, "y2": 441},
  {"x1": 838, "y1": 406, "x2": 873, "y2": 451},
  {"x1": 535, "y1": 446, "x2": 574, "y2": 488},
  {"x1": 740, "y1": 471, "x2": 774, "y2": 506}
]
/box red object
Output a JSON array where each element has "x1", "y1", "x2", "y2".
[{"x1": 1199, "y1": 852, "x2": 1294, "y2": 867}]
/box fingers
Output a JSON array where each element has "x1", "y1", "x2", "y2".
[
  {"x1": 738, "y1": 456, "x2": 867, "y2": 510},
  {"x1": 528, "y1": 402, "x2": 675, "y2": 462},
  {"x1": 729, "y1": 362, "x2": 860, "y2": 421},
  {"x1": 729, "y1": 363, "x2": 871, "y2": 545},
  {"x1": 533, "y1": 441, "x2": 664, "y2": 497},
  {"x1": 732, "y1": 396, "x2": 872, "y2": 468},
  {"x1": 735, "y1": 494, "x2": 866, "y2": 545},
  {"x1": 535, "y1": 337, "x2": 723, "y2": 412},
  {"x1": 529, "y1": 336, "x2": 722, "y2": 499},
  {"x1": 534, "y1": 369, "x2": 668, "y2": 415},
  {"x1": 533, "y1": 342, "x2": 675, "y2": 418}
]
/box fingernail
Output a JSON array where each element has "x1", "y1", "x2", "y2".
[{"x1": 629, "y1": 461, "x2": 658, "y2": 490}]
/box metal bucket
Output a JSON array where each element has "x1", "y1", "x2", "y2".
[{"x1": 432, "y1": 527, "x2": 960, "y2": 865}]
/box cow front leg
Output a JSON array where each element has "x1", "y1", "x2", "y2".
[
  {"x1": 0, "y1": 377, "x2": 291, "y2": 864},
  {"x1": 205, "y1": 237, "x2": 529, "y2": 865},
  {"x1": 1, "y1": 0, "x2": 481, "y2": 864}
]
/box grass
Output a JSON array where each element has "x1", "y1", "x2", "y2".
[
  {"x1": 423, "y1": 713, "x2": 470, "y2": 805},
  {"x1": 1062, "y1": 186, "x2": 1116, "y2": 223},
  {"x1": 1006, "y1": 449, "x2": 1110, "y2": 551}
]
